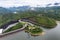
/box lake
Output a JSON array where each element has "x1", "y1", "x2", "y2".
[{"x1": 0, "y1": 21, "x2": 60, "y2": 40}]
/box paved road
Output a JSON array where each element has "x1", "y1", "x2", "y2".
[{"x1": 0, "y1": 21, "x2": 33, "y2": 37}]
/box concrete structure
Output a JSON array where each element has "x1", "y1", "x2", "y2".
[
  {"x1": 0, "y1": 29, "x2": 3, "y2": 34},
  {"x1": 0, "y1": 20, "x2": 19, "y2": 34}
]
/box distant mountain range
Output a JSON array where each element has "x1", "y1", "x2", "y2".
[
  {"x1": 0, "y1": 6, "x2": 31, "y2": 14},
  {"x1": 7, "y1": 6, "x2": 31, "y2": 12},
  {"x1": 0, "y1": 7, "x2": 12, "y2": 14},
  {"x1": 0, "y1": 3, "x2": 60, "y2": 14}
]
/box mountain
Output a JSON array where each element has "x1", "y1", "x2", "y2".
[
  {"x1": 8, "y1": 6, "x2": 31, "y2": 12},
  {"x1": 0, "y1": 6, "x2": 31, "y2": 14},
  {"x1": 0, "y1": 5, "x2": 60, "y2": 14},
  {"x1": 0, "y1": 7, "x2": 12, "y2": 14}
]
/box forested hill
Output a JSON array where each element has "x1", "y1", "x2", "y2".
[
  {"x1": 0, "y1": 6, "x2": 60, "y2": 20},
  {"x1": 0, "y1": 6, "x2": 60, "y2": 27},
  {"x1": 0, "y1": 6, "x2": 60, "y2": 14},
  {"x1": 33, "y1": 6, "x2": 60, "y2": 21},
  {"x1": 0, "y1": 7, "x2": 12, "y2": 14}
]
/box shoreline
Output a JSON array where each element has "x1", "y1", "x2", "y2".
[
  {"x1": 25, "y1": 30, "x2": 45, "y2": 36},
  {"x1": 56, "y1": 21, "x2": 60, "y2": 23},
  {"x1": 0, "y1": 20, "x2": 58, "y2": 38},
  {"x1": 0, "y1": 27, "x2": 25, "y2": 38},
  {"x1": 30, "y1": 32, "x2": 45, "y2": 36}
]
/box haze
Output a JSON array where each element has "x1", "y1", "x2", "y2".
[{"x1": 0, "y1": 0, "x2": 60, "y2": 8}]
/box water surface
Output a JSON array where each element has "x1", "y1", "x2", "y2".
[{"x1": 0, "y1": 21, "x2": 60, "y2": 40}]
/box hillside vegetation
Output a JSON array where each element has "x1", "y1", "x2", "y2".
[{"x1": 0, "y1": 9, "x2": 57, "y2": 28}]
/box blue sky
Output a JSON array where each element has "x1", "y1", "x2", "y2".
[{"x1": 0, "y1": 0, "x2": 60, "y2": 8}]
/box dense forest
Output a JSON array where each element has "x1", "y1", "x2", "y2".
[{"x1": 0, "y1": 6, "x2": 60, "y2": 28}]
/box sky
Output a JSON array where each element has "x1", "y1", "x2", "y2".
[{"x1": 0, "y1": 0, "x2": 60, "y2": 8}]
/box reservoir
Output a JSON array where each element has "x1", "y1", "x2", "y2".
[{"x1": 0, "y1": 21, "x2": 60, "y2": 40}]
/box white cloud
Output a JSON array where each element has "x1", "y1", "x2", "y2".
[{"x1": 0, "y1": 0, "x2": 60, "y2": 8}]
